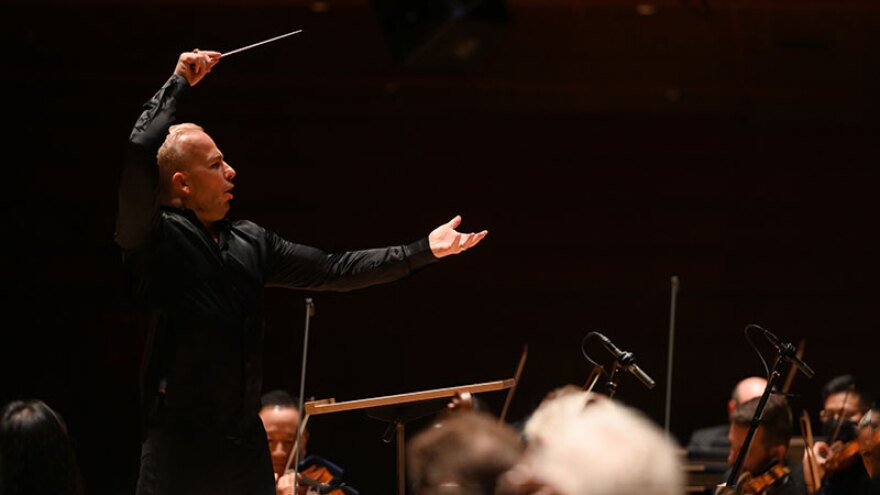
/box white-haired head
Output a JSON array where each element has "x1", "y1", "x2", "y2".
[{"x1": 511, "y1": 392, "x2": 684, "y2": 495}]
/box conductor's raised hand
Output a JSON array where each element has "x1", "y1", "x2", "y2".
[
  {"x1": 428, "y1": 215, "x2": 488, "y2": 258},
  {"x1": 174, "y1": 49, "x2": 222, "y2": 87}
]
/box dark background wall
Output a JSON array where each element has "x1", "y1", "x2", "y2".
[{"x1": 2, "y1": 0, "x2": 879, "y2": 493}]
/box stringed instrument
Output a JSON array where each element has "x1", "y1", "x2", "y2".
[
  {"x1": 822, "y1": 438, "x2": 862, "y2": 477},
  {"x1": 715, "y1": 463, "x2": 790, "y2": 495},
  {"x1": 294, "y1": 455, "x2": 359, "y2": 495},
  {"x1": 739, "y1": 463, "x2": 791, "y2": 495}
]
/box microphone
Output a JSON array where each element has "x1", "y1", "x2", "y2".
[
  {"x1": 594, "y1": 332, "x2": 656, "y2": 389},
  {"x1": 762, "y1": 329, "x2": 815, "y2": 379}
]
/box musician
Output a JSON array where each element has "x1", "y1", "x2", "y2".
[
  {"x1": 407, "y1": 409, "x2": 523, "y2": 495},
  {"x1": 258, "y1": 390, "x2": 355, "y2": 495},
  {"x1": 797, "y1": 375, "x2": 873, "y2": 494},
  {"x1": 856, "y1": 408, "x2": 880, "y2": 488},
  {"x1": 687, "y1": 376, "x2": 768, "y2": 458},
  {"x1": 118, "y1": 50, "x2": 488, "y2": 495},
  {"x1": 721, "y1": 395, "x2": 805, "y2": 495},
  {"x1": 0, "y1": 399, "x2": 84, "y2": 495},
  {"x1": 258, "y1": 390, "x2": 308, "y2": 485},
  {"x1": 801, "y1": 406, "x2": 880, "y2": 494},
  {"x1": 817, "y1": 375, "x2": 870, "y2": 445},
  {"x1": 496, "y1": 391, "x2": 683, "y2": 495}
]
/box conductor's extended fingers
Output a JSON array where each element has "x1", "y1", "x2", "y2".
[
  {"x1": 460, "y1": 230, "x2": 488, "y2": 251},
  {"x1": 205, "y1": 54, "x2": 221, "y2": 72},
  {"x1": 192, "y1": 49, "x2": 221, "y2": 60},
  {"x1": 466, "y1": 230, "x2": 489, "y2": 249}
]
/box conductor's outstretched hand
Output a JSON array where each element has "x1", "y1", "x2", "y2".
[
  {"x1": 174, "y1": 49, "x2": 221, "y2": 87},
  {"x1": 429, "y1": 215, "x2": 488, "y2": 258}
]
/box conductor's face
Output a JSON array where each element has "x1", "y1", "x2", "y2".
[{"x1": 177, "y1": 131, "x2": 236, "y2": 225}]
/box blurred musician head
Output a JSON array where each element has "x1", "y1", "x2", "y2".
[
  {"x1": 728, "y1": 395, "x2": 793, "y2": 475},
  {"x1": 728, "y1": 376, "x2": 768, "y2": 417},
  {"x1": 408, "y1": 409, "x2": 523, "y2": 495}
]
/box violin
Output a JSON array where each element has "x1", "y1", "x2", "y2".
[
  {"x1": 739, "y1": 463, "x2": 790, "y2": 495},
  {"x1": 280, "y1": 455, "x2": 358, "y2": 495},
  {"x1": 821, "y1": 438, "x2": 861, "y2": 477},
  {"x1": 715, "y1": 463, "x2": 790, "y2": 495}
]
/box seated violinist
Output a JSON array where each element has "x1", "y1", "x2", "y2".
[
  {"x1": 798, "y1": 376, "x2": 874, "y2": 494},
  {"x1": 801, "y1": 406, "x2": 880, "y2": 494},
  {"x1": 720, "y1": 395, "x2": 806, "y2": 495},
  {"x1": 258, "y1": 390, "x2": 358, "y2": 495}
]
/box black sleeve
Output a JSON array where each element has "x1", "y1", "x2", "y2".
[
  {"x1": 115, "y1": 74, "x2": 190, "y2": 250},
  {"x1": 263, "y1": 228, "x2": 438, "y2": 291}
]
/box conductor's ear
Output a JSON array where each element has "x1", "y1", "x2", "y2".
[{"x1": 171, "y1": 171, "x2": 190, "y2": 195}]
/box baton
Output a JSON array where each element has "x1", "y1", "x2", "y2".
[{"x1": 219, "y1": 29, "x2": 303, "y2": 59}]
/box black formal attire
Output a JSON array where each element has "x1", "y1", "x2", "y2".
[
  {"x1": 117, "y1": 74, "x2": 438, "y2": 495},
  {"x1": 805, "y1": 461, "x2": 880, "y2": 495}
]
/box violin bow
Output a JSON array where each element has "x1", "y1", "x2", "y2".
[
  {"x1": 800, "y1": 410, "x2": 822, "y2": 494},
  {"x1": 583, "y1": 365, "x2": 604, "y2": 393},
  {"x1": 499, "y1": 344, "x2": 528, "y2": 424},
  {"x1": 781, "y1": 339, "x2": 806, "y2": 394},
  {"x1": 281, "y1": 298, "x2": 316, "y2": 492},
  {"x1": 828, "y1": 384, "x2": 855, "y2": 444}
]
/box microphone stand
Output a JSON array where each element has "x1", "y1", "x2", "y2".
[
  {"x1": 605, "y1": 350, "x2": 649, "y2": 399},
  {"x1": 605, "y1": 361, "x2": 623, "y2": 399},
  {"x1": 723, "y1": 351, "x2": 790, "y2": 490},
  {"x1": 582, "y1": 331, "x2": 655, "y2": 399}
]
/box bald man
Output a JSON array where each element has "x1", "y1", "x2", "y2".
[{"x1": 686, "y1": 376, "x2": 768, "y2": 458}]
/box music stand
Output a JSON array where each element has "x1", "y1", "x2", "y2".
[{"x1": 303, "y1": 346, "x2": 527, "y2": 495}]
